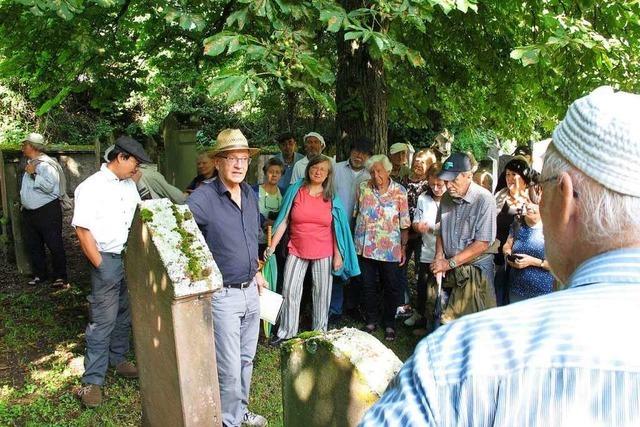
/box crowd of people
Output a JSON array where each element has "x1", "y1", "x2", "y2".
[{"x1": 15, "y1": 85, "x2": 640, "y2": 426}]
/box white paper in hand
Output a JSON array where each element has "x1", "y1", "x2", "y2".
[{"x1": 260, "y1": 288, "x2": 283, "y2": 325}]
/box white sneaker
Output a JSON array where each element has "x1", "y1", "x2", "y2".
[
  {"x1": 404, "y1": 312, "x2": 423, "y2": 327},
  {"x1": 242, "y1": 411, "x2": 267, "y2": 427}
]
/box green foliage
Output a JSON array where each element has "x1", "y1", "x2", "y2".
[{"x1": 1, "y1": 0, "x2": 639, "y2": 154}]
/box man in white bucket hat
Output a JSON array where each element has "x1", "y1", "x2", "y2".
[
  {"x1": 289, "y1": 131, "x2": 326, "y2": 184},
  {"x1": 361, "y1": 86, "x2": 640, "y2": 426},
  {"x1": 187, "y1": 129, "x2": 268, "y2": 427}
]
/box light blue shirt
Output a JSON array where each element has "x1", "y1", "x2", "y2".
[
  {"x1": 361, "y1": 248, "x2": 640, "y2": 427},
  {"x1": 334, "y1": 160, "x2": 369, "y2": 227},
  {"x1": 274, "y1": 152, "x2": 304, "y2": 194},
  {"x1": 20, "y1": 156, "x2": 60, "y2": 210}
]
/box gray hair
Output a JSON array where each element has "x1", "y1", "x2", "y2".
[
  {"x1": 366, "y1": 154, "x2": 393, "y2": 173},
  {"x1": 541, "y1": 144, "x2": 640, "y2": 244}
]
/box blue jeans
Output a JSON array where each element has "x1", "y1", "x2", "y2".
[
  {"x1": 329, "y1": 277, "x2": 345, "y2": 316},
  {"x1": 212, "y1": 279, "x2": 260, "y2": 427},
  {"x1": 82, "y1": 252, "x2": 131, "y2": 385}
]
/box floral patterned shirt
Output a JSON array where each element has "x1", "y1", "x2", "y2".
[{"x1": 353, "y1": 180, "x2": 411, "y2": 262}]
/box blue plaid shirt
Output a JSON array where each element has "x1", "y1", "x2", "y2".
[{"x1": 361, "y1": 248, "x2": 640, "y2": 427}]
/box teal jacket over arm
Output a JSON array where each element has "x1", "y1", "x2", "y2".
[{"x1": 273, "y1": 179, "x2": 360, "y2": 280}]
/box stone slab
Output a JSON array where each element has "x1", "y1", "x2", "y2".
[
  {"x1": 125, "y1": 198, "x2": 223, "y2": 426},
  {"x1": 281, "y1": 328, "x2": 403, "y2": 427}
]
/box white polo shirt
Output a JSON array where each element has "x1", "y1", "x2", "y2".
[{"x1": 72, "y1": 164, "x2": 141, "y2": 254}]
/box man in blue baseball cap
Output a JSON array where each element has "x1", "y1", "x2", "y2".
[{"x1": 428, "y1": 151, "x2": 497, "y2": 324}]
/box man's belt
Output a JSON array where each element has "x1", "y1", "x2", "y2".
[{"x1": 223, "y1": 281, "x2": 252, "y2": 289}]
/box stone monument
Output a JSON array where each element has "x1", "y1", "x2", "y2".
[
  {"x1": 160, "y1": 114, "x2": 198, "y2": 191},
  {"x1": 125, "y1": 198, "x2": 223, "y2": 427},
  {"x1": 281, "y1": 328, "x2": 403, "y2": 427}
]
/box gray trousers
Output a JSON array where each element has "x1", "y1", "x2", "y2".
[
  {"x1": 82, "y1": 252, "x2": 131, "y2": 385},
  {"x1": 212, "y1": 278, "x2": 260, "y2": 427},
  {"x1": 277, "y1": 254, "x2": 333, "y2": 339}
]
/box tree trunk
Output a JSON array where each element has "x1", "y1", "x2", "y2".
[{"x1": 335, "y1": 0, "x2": 388, "y2": 161}]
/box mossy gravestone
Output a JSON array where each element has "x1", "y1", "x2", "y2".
[
  {"x1": 281, "y1": 328, "x2": 403, "y2": 427},
  {"x1": 125, "y1": 199, "x2": 223, "y2": 427}
]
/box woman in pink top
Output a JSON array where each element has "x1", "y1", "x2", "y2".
[{"x1": 268, "y1": 155, "x2": 342, "y2": 346}]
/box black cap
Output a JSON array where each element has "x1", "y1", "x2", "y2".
[
  {"x1": 438, "y1": 152, "x2": 472, "y2": 181},
  {"x1": 115, "y1": 136, "x2": 152, "y2": 163}
]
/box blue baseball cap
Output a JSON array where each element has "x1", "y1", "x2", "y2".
[{"x1": 438, "y1": 152, "x2": 473, "y2": 181}]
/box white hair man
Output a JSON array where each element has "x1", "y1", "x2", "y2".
[{"x1": 360, "y1": 86, "x2": 640, "y2": 426}]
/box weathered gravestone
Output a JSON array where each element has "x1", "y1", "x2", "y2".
[
  {"x1": 281, "y1": 328, "x2": 403, "y2": 427},
  {"x1": 160, "y1": 114, "x2": 198, "y2": 191},
  {"x1": 125, "y1": 198, "x2": 223, "y2": 427}
]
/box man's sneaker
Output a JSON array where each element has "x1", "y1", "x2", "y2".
[
  {"x1": 115, "y1": 361, "x2": 138, "y2": 378},
  {"x1": 403, "y1": 312, "x2": 423, "y2": 327},
  {"x1": 78, "y1": 384, "x2": 102, "y2": 408},
  {"x1": 242, "y1": 411, "x2": 268, "y2": 427}
]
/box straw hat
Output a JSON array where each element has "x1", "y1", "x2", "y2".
[{"x1": 211, "y1": 129, "x2": 260, "y2": 156}]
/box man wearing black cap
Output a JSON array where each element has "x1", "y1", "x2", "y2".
[
  {"x1": 72, "y1": 135, "x2": 151, "y2": 408},
  {"x1": 429, "y1": 152, "x2": 497, "y2": 324}
]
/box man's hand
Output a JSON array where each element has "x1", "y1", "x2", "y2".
[
  {"x1": 25, "y1": 163, "x2": 36, "y2": 175},
  {"x1": 430, "y1": 258, "x2": 450, "y2": 275},
  {"x1": 255, "y1": 271, "x2": 268, "y2": 295}
]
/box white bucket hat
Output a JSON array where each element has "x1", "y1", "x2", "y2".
[{"x1": 303, "y1": 132, "x2": 326, "y2": 148}]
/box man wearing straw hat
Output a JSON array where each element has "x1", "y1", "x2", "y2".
[
  {"x1": 361, "y1": 87, "x2": 640, "y2": 425},
  {"x1": 187, "y1": 129, "x2": 268, "y2": 427}
]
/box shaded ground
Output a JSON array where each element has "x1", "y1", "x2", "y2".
[{"x1": 0, "y1": 210, "x2": 421, "y2": 426}]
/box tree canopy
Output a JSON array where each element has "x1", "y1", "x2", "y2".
[{"x1": 1, "y1": 0, "x2": 639, "y2": 155}]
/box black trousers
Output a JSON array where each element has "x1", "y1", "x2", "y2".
[
  {"x1": 360, "y1": 256, "x2": 402, "y2": 329},
  {"x1": 22, "y1": 199, "x2": 67, "y2": 281}
]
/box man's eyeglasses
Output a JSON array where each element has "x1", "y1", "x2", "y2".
[
  {"x1": 536, "y1": 175, "x2": 579, "y2": 198},
  {"x1": 218, "y1": 156, "x2": 252, "y2": 165}
]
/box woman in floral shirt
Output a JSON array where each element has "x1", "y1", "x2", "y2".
[{"x1": 354, "y1": 154, "x2": 411, "y2": 341}]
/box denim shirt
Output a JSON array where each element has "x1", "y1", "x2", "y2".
[
  {"x1": 187, "y1": 179, "x2": 260, "y2": 284},
  {"x1": 20, "y1": 157, "x2": 60, "y2": 210}
]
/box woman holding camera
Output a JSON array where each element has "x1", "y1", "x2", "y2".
[
  {"x1": 503, "y1": 186, "x2": 554, "y2": 302},
  {"x1": 494, "y1": 157, "x2": 531, "y2": 305}
]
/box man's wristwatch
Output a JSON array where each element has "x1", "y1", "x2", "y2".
[{"x1": 447, "y1": 258, "x2": 457, "y2": 269}]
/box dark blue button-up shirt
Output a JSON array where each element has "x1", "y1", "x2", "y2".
[{"x1": 187, "y1": 178, "x2": 260, "y2": 284}]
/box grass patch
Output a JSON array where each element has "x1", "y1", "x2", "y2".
[{"x1": 1, "y1": 284, "x2": 421, "y2": 426}]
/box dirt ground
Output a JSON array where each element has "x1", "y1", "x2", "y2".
[{"x1": 0, "y1": 208, "x2": 91, "y2": 388}]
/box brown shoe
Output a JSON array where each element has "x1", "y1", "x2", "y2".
[
  {"x1": 78, "y1": 384, "x2": 102, "y2": 408},
  {"x1": 115, "y1": 360, "x2": 138, "y2": 378}
]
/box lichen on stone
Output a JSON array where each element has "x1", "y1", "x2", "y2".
[
  {"x1": 134, "y1": 199, "x2": 222, "y2": 298},
  {"x1": 140, "y1": 208, "x2": 154, "y2": 223},
  {"x1": 170, "y1": 203, "x2": 206, "y2": 281}
]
